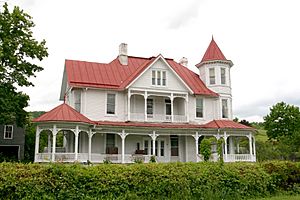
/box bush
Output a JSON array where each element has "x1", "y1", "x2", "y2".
[{"x1": 0, "y1": 161, "x2": 299, "y2": 199}]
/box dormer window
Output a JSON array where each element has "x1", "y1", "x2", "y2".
[
  {"x1": 209, "y1": 68, "x2": 215, "y2": 85},
  {"x1": 151, "y1": 70, "x2": 166, "y2": 86},
  {"x1": 221, "y1": 68, "x2": 226, "y2": 84}
]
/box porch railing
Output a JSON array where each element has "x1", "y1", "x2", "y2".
[
  {"x1": 130, "y1": 113, "x2": 187, "y2": 123},
  {"x1": 225, "y1": 154, "x2": 256, "y2": 162}
]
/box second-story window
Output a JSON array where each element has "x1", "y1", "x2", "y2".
[
  {"x1": 152, "y1": 70, "x2": 166, "y2": 86},
  {"x1": 222, "y1": 99, "x2": 228, "y2": 118},
  {"x1": 209, "y1": 68, "x2": 215, "y2": 85},
  {"x1": 106, "y1": 94, "x2": 116, "y2": 114},
  {"x1": 4, "y1": 125, "x2": 13, "y2": 139},
  {"x1": 74, "y1": 90, "x2": 81, "y2": 112},
  {"x1": 196, "y1": 98, "x2": 203, "y2": 118},
  {"x1": 221, "y1": 68, "x2": 226, "y2": 84}
]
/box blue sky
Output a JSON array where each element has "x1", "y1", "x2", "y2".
[{"x1": 8, "y1": 0, "x2": 300, "y2": 122}]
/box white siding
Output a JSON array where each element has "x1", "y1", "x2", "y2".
[{"x1": 130, "y1": 59, "x2": 189, "y2": 93}]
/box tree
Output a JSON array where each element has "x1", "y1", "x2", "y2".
[
  {"x1": 264, "y1": 102, "x2": 300, "y2": 161},
  {"x1": 239, "y1": 119, "x2": 251, "y2": 127},
  {"x1": 0, "y1": 3, "x2": 48, "y2": 127}
]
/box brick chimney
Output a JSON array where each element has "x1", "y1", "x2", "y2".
[
  {"x1": 118, "y1": 43, "x2": 128, "y2": 65},
  {"x1": 179, "y1": 57, "x2": 188, "y2": 67}
]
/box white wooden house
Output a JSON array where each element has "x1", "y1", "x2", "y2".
[{"x1": 33, "y1": 38, "x2": 256, "y2": 163}]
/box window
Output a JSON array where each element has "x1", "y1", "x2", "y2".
[
  {"x1": 162, "y1": 71, "x2": 166, "y2": 86},
  {"x1": 170, "y1": 135, "x2": 179, "y2": 156},
  {"x1": 151, "y1": 70, "x2": 166, "y2": 86},
  {"x1": 160, "y1": 141, "x2": 165, "y2": 156},
  {"x1": 165, "y1": 99, "x2": 171, "y2": 116},
  {"x1": 144, "y1": 140, "x2": 149, "y2": 155},
  {"x1": 196, "y1": 98, "x2": 203, "y2": 118},
  {"x1": 106, "y1": 134, "x2": 115, "y2": 148},
  {"x1": 106, "y1": 94, "x2": 116, "y2": 114},
  {"x1": 152, "y1": 71, "x2": 156, "y2": 85},
  {"x1": 221, "y1": 68, "x2": 226, "y2": 84},
  {"x1": 209, "y1": 68, "x2": 215, "y2": 85},
  {"x1": 4, "y1": 125, "x2": 13, "y2": 139},
  {"x1": 157, "y1": 71, "x2": 161, "y2": 85},
  {"x1": 74, "y1": 90, "x2": 81, "y2": 112},
  {"x1": 147, "y1": 99, "x2": 153, "y2": 115},
  {"x1": 222, "y1": 99, "x2": 229, "y2": 118}
]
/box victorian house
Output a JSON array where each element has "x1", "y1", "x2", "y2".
[{"x1": 33, "y1": 38, "x2": 256, "y2": 163}]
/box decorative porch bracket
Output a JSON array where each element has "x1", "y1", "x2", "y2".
[
  {"x1": 117, "y1": 130, "x2": 129, "y2": 163},
  {"x1": 192, "y1": 132, "x2": 201, "y2": 162},
  {"x1": 148, "y1": 131, "x2": 159, "y2": 156}
]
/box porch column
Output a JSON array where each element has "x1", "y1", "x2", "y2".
[
  {"x1": 144, "y1": 91, "x2": 147, "y2": 121},
  {"x1": 47, "y1": 132, "x2": 51, "y2": 153},
  {"x1": 149, "y1": 131, "x2": 159, "y2": 156},
  {"x1": 192, "y1": 132, "x2": 201, "y2": 162},
  {"x1": 52, "y1": 125, "x2": 58, "y2": 162},
  {"x1": 34, "y1": 126, "x2": 40, "y2": 162},
  {"x1": 118, "y1": 130, "x2": 128, "y2": 163},
  {"x1": 185, "y1": 95, "x2": 189, "y2": 122},
  {"x1": 74, "y1": 126, "x2": 79, "y2": 161},
  {"x1": 253, "y1": 135, "x2": 256, "y2": 161},
  {"x1": 224, "y1": 132, "x2": 228, "y2": 162},
  {"x1": 128, "y1": 90, "x2": 131, "y2": 121},
  {"x1": 88, "y1": 129, "x2": 94, "y2": 162},
  {"x1": 248, "y1": 132, "x2": 253, "y2": 156},
  {"x1": 171, "y1": 93, "x2": 174, "y2": 122}
]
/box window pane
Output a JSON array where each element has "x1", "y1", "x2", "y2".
[
  {"x1": 196, "y1": 98, "x2": 203, "y2": 118},
  {"x1": 147, "y1": 99, "x2": 153, "y2": 115},
  {"x1": 107, "y1": 94, "x2": 116, "y2": 114},
  {"x1": 222, "y1": 99, "x2": 228, "y2": 118},
  {"x1": 170, "y1": 136, "x2": 179, "y2": 156},
  {"x1": 221, "y1": 68, "x2": 226, "y2": 84},
  {"x1": 152, "y1": 71, "x2": 156, "y2": 85},
  {"x1": 4, "y1": 125, "x2": 13, "y2": 139},
  {"x1": 144, "y1": 140, "x2": 149, "y2": 155},
  {"x1": 157, "y1": 71, "x2": 161, "y2": 85},
  {"x1": 162, "y1": 71, "x2": 166, "y2": 86},
  {"x1": 209, "y1": 68, "x2": 215, "y2": 85},
  {"x1": 165, "y1": 99, "x2": 171, "y2": 115}
]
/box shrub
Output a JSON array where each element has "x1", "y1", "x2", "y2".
[{"x1": 0, "y1": 161, "x2": 299, "y2": 199}]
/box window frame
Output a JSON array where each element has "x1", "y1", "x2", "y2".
[
  {"x1": 151, "y1": 70, "x2": 167, "y2": 87},
  {"x1": 74, "y1": 89, "x2": 81, "y2": 112},
  {"x1": 196, "y1": 98, "x2": 204, "y2": 118},
  {"x1": 147, "y1": 98, "x2": 154, "y2": 116},
  {"x1": 4, "y1": 125, "x2": 13, "y2": 139},
  {"x1": 106, "y1": 93, "x2": 116, "y2": 115},
  {"x1": 221, "y1": 68, "x2": 226, "y2": 85},
  {"x1": 209, "y1": 68, "x2": 216, "y2": 85}
]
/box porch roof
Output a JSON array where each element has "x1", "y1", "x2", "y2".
[
  {"x1": 32, "y1": 103, "x2": 94, "y2": 124},
  {"x1": 202, "y1": 120, "x2": 253, "y2": 130}
]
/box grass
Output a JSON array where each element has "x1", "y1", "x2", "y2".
[
  {"x1": 254, "y1": 195, "x2": 300, "y2": 200},
  {"x1": 255, "y1": 128, "x2": 268, "y2": 142}
]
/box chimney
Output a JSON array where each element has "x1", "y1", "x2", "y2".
[
  {"x1": 118, "y1": 43, "x2": 128, "y2": 65},
  {"x1": 179, "y1": 57, "x2": 188, "y2": 67}
]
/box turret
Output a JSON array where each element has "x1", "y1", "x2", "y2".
[{"x1": 196, "y1": 37, "x2": 234, "y2": 119}]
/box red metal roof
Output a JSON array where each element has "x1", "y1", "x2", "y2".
[
  {"x1": 65, "y1": 55, "x2": 217, "y2": 96},
  {"x1": 202, "y1": 120, "x2": 253, "y2": 130},
  {"x1": 33, "y1": 103, "x2": 93, "y2": 124},
  {"x1": 201, "y1": 37, "x2": 227, "y2": 62}
]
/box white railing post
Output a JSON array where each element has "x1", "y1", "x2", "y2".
[
  {"x1": 149, "y1": 131, "x2": 159, "y2": 156},
  {"x1": 47, "y1": 132, "x2": 51, "y2": 153},
  {"x1": 253, "y1": 135, "x2": 256, "y2": 162},
  {"x1": 52, "y1": 125, "x2": 57, "y2": 162},
  {"x1": 118, "y1": 130, "x2": 128, "y2": 164},
  {"x1": 34, "y1": 126, "x2": 40, "y2": 162},
  {"x1": 74, "y1": 126, "x2": 79, "y2": 161},
  {"x1": 128, "y1": 90, "x2": 131, "y2": 121},
  {"x1": 192, "y1": 132, "x2": 201, "y2": 162},
  {"x1": 224, "y1": 132, "x2": 228, "y2": 162}
]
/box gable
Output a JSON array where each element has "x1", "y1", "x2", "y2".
[{"x1": 129, "y1": 57, "x2": 191, "y2": 92}]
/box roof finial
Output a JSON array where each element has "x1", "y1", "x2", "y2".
[
  {"x1": 64, "y1": 93, "x2": 66, "y2": 104},
  {"x1": 212, "y1": 34, "x2": 214, "y2": 41}
]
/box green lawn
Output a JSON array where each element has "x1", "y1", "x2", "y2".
[
  {"x1": 254, "y1": 195, "x2": 300, "y2": 200},
  {"x1": 255, "y1": 129, "x2": 268, "y2": 142}
]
